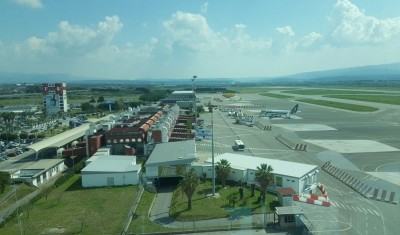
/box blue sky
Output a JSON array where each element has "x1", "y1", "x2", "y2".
[{"x1": 1, "y1": 0, "x2": 400, "y2": 79}]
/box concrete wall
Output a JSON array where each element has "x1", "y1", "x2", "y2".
[
  {"x1": 82, "y1": 171, "x2": 139, "y2": 187},
  {"x1": 146, "y1": 166, "x2": 158, "y2": 178},
  {"x1": 32, "y1": 162, "x2": 65, "y2": 187}
]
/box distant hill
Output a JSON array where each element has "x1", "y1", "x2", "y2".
[
  {"x1": 1, "y1": 62, "x2": 400, "y2": 84},
  {"x1": 279, "y1": 63, "x2": 400, "y2": 82}
]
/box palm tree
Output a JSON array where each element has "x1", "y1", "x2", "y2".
[
  {"x1": 216, "y1": 159, "x2": 231, "y2": 187},
  {"x1": 179, "y1": 168, "x2": 199, "y2": 210},
  {"x1": 255, "y1": 163, "x2": 273, "y2": 203}
]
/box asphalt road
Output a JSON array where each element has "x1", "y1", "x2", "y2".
[{"x1": 196, "y1": 92, "x2": 400, "y2": 235}]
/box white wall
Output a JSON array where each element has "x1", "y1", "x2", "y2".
[
  {"x1": 146, "y1": 166, "x2": 158, "y2": 178},
  {"x1": 82, "y1": 171, "x2": 139, "y2": 187}
]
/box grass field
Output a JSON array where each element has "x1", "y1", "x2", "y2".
[
  {"x1": 259, "y1": 93, "x2": 293, "y2": 99},
  {"x1": 170, "y1": 181, "x2": 276, "y2": 221},
  {"x1": 0, "y1": 91, "x2": 140, "y2": 106},
  {"x1": 0, "y1": 183, "x2": 36, "y2": 211},
  {"x1": 283, "y1": 89, "x2": 385, "y2": 96},
  {"x1": 297, "y1": 98, "x2": 379, "y2": 112},
  {"x1": 0, "y1": 175, "x2": 137, "y2": 235},
  {"x1": 129, "y1": 190, "x2": 176, "y2": 234},
  {"x1": 325, "y1": 95, "x2": 400, "y2": 105}
]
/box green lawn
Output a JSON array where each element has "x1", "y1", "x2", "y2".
[
  {"x1": 0, "y1": 183, "x2": 36, "y2": 211},
  {"x1": 259, "y1": 93, "x2": 293, "y2": 99},
  {"x1": 283, "y1": 89, "x2": 385, "y2": 96},
  {"x1": 324, "y1": 94, "x2": 400, "y2": 105},
  {"x1": 232, "y1": 87, "x2": 270, "y2": 93},
  {"x1": 0, "y1": 175, "x2": 137, "y2": 235},
  {"x1": 170, "y1": 181, "x2": 276, "y2": 221},
  {"x1": 297, "y1": 98, "x2": 378, "y2": 112}
]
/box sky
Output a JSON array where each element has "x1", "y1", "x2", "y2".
[{"x1": 1, "y1": 0, "x2": 400, "y2": 80}]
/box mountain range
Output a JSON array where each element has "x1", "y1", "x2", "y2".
[{"x1": 0, "y1": 62, "x2": 399, "y2": 84}]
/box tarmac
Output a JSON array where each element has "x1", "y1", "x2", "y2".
[{"x1": 195, "y1": 92, "x2": 400, "y2": 235}]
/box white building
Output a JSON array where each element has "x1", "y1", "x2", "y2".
[
  {"x1": 145, "y1": 140, "x2": 196, "y2": 180},
  {"x1": 162, "y1": 91, "x2": 196, "y2": 112},
  {"x1": 81, "y1": 155, "x2": 141, "y2": 187},
  {"x1": 42, "y1": 82, "x2": 68, "y2": 115},
  {"x1": 11, "y1": 159, "x2": 65, "y2": 187},
  {"x1": 194, "y1": 153, "x2": 318, "y2": 194}
]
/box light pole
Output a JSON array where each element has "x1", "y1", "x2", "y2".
[
  {"x1": 192, "y1": 75, "x2": 197, "y2": 119},
  {"x1": 211, "y1": 104, "x2": 215, "y2": 196}
]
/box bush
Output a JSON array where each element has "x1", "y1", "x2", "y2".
[{"x1": 269, "y1": 200, "x2": 281, "y2": 211}]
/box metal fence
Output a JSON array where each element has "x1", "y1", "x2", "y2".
[{"x1": 128, "y1": 213, "x2": 276, "y2": 235}]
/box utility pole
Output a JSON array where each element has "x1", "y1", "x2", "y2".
[
  {"x1": 192, "y1": 75, "x2": 197, "y2": 119},
  {"x1": 211, "y1": 105, "x2": 215, "y2": 196}
]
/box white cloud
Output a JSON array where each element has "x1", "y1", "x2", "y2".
[
  {"x1": 13, "y1": 0, "x2": 43, "y2": 8},
  {"x1": 299, "y1": 32, "x2": 323, "y2": 47},
  {"x1": 201, "y1": 2, "x2": 208, "y2": 14},
  {"x1": 332, "y1": 0, "x2": 400, "y2": 43},
  {"x1": 276, "y1": 25, "x2": 295, "y2": 37},
  {"x1": 24, "y1": 15, "x2": 123, "y2": 56},
  {"x1": 163, "y1": 11, "x2": 227, "y2": 52}
]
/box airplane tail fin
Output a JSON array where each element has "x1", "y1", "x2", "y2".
[{"x1": 290, "y1": 104, "x2": 299, "y2": 114}]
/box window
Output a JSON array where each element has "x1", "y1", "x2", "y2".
[{"x1": 284, "y1": 215, "x2": 295, "y2": 223}]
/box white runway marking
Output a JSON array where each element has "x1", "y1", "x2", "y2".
[
  {"x1": 274, "y1": 124, "x2": 337, "y2": 132},
  {"x1": 304, "y1": 139, "x2": 400, "y2": 153}
]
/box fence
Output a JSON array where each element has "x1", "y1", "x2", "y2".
[{"x1": 128, "y1": 213, "x2": 275, "y2": 235}]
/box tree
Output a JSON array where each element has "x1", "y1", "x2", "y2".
[
  {"x1": 0, "y1": 172, "x2": 10, "y2": 193},
  {"x1": 255, "y1": 163, "x2": 273, "y2": 203},
  {"x1": 179, "y1": 168, "x2": 199, "y2": 210},
  {"x1": 97, "y1": 96, "x2": 105, "y2": 103},
  {"x1": 215, "y1": 159, "x2": 231, "y2": 187},
  {"x1": 81, "y1": 102, "x2": 95, "y2": 113}
]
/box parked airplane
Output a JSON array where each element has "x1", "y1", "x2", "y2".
[{"x1": 259, "y1": 104, "x2": 299, "y2": 119}]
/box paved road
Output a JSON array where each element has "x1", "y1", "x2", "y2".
[
  {"x1": 149, "y1": 187, "x2": 174, "y2": 223},
  {"x1": 196, "y1": 92, "x2": 400, "y2": 235}
]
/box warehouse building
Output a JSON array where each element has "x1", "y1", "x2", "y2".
[
  {"x1": 10, "y1": 159, "x2": 65, "y2": 187},
  {"x1": 195, "y1": 153, "x2": 318, "y2": 194},
  {"x1": 145, "y1": 140, "x2": 196, "y2": 185},
  {"x1": 161, "y1": 91, "x2": 196, "y2": 112},
  {"x1": 81, "y1": 155, "x2": 141, "y2": 187}
]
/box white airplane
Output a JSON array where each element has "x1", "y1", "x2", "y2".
[{"x1": 259, "y1": 104, "x2": 299, "y2": 119}]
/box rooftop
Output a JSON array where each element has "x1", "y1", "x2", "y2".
[
  {"x1": 172, "y1": 90, "x2": 194, "y2": 95},
  {"x1": 82, "y1": 155, "x2": 140, "y2": 173},
  {"x1": 146, "y1": 139, "x2": 196, "y2": 166},
  {"x1": 23, "y1": 158, "x2": 64, "y2": 170},
  {"x1": 28, "y1": 123, "x2": 93, "y2": 152},
  {"x1": 206, "y1": 153, "x2": 318, "y2": 178}
]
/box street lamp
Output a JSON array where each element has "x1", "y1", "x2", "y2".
[
  {"x1": 192, "y1": 75, "x2": 197, "y2": 119},
  {"x1": 211, "y1": 103, "x2": 215, "y2": 196}
]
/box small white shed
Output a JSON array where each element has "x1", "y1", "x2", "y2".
[{"x1": 81, "y1": 155, "x2": 141, "y2": 187}]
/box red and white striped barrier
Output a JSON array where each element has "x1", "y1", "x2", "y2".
[
  {"x1": 293, "y1": 194, "x2": 331, "y2": 207},
  {"x1": 317, "y1": 183, "x2": 329, "y2": 200}
]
